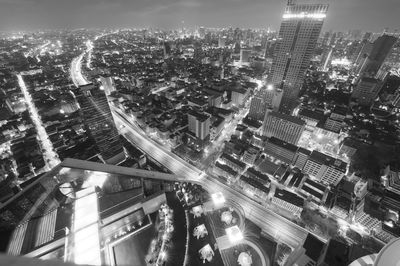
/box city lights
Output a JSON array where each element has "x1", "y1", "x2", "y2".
[
  {"x1": 17, "y1": 74, "x2": 60, "y2": 170},
  {"x1": 211, "y1": 192, "x2": 226, "y2": 205},
  {"x1": 1, "y1": 0, "x2": 399, "y2": 264},
  {"x1": 225, "y1": 225, "x2": 244, "y2": 243},
  {"x1": 283, "y1": 13, "x2": 327, "y2": 19}
]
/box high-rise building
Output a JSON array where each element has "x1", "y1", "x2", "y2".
[
  {"x1": 353, "y1": 40, "x2": 373, "y2": 66},
  {"x1": 163, "y1": 41, "x2": 171, "y2": 59},
  {"x1": 218, "y1": 36, "x2": 226, "y2": 48},
  {"x1": 262, "y1": 111, "x2": 305, "y2": 145},
  {"x1": 351, "y1": 77, "x2": 383, "y2": 106},
  {"x1": 75, "y1": 83, "x2": 125, "y2": 164},
  {"x1": 240, "y1": 48, "x2": 251, "y2": 63},
  {"x1": 268, "y1": 0, "x2": 329, "y2": 113},
  {"x1": 358, "y1": 35, "x2": 397, "y2": 77},
  {"x1": 188, "y1": 110, "x2": 210, "y2": 140},
  {"x1": 248, "y1": 86, "x2": 283, "y2": 121}
]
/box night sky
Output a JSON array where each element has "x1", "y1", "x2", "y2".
[{"x1": 0, "y1": 0, "x2": 399, "y2": 32}]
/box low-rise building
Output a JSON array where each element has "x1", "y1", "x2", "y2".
[
  {"x1": 293, "y1": 147, "x2": 312, "y2": 170},
  {"x1": 272, "y1": 188, "x2": 304, "y2": 217},
  {"x1": 339, "y1": 138, "x2": 359, "y2": 158},
  {"x1": 299, "y1": 178, "x2": 327, "y2": 203},
  {"x1": 303, "y1": 151, "x2": 347, "y2": 186},
  {"x1": 242, "y1": 147, "x2": 259, "y2": 165},
  {"x1": 237, "y1": 175, "x2": 270, "y2": 201},
  {"x1": 219, "y1": 153, "x2": 246, "y2": 173}
]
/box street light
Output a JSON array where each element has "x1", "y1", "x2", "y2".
[
  {"x1": 225, "y1": 225, "x2": 244, "y2": 243},
  {"x1": 211, "y1": 192, "x2": 226, "y2": 205}
]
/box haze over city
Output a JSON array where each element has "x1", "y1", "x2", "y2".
[{"x1": 0, "y1": 0, "x2": 399, "y2": 31}]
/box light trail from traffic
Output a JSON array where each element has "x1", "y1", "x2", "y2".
[
  {"x1": 17, "y1": 74, "x2": 60, "y2": 170},
  {"x1": 71, "y1": 53, "x2": 89, "y2": 87}
]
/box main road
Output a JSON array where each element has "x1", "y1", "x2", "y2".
[{"x1": 111, "y1": 107, "x2": 311, "y2": 248}]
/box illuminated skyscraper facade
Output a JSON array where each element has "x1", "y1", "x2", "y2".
[
  {"x1": 75, "y1": 83, "x2": 125, "y2": 164},
  {"x1": 249, "y1": 86, "x2": 283, "y2": 121},
  {"x1": 269, "y1": 0, "x2": 329, "y2": 113}
]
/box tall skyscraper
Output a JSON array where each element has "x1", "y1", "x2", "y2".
[
  {"x1": 358, "y1": 35, "x2": 397, "y2": 77},
  {"x1": 75, "y1": 83, "x2": 125, "y2": 164},
  {"x1": 351, "y1": 77, "x2": 384, "y2": 106},
  {"x1": 249, "y1": 86, "x2": 283, "y2": 121},
  {"x1": 240, "y1": 48, "x2": 251, "y2": 63},
  {"x1": 268, "y1": 0, "x2": 329, "y2": 113},
  {"x1": 188, "y1": 110, "x2": 210, "y2": 140}
]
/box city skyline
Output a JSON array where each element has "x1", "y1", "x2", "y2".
[{"x1": 0, "y1": 0, "x2": 399, "y2": 32}]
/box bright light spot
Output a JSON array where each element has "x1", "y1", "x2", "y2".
[
  {"x1": 211, "y1": 192, "x2": 226, "y2": 205},
  {"x1": 73, "y1": 187, "x2": 101, "y2": 265},
  {"x1": 160, "y1": 251, "x2": 166, "y2": 259},
  {"x1": 60, "y1": 109, "x2": 65, "y2": 114},
  {"x1": 283, "y1": 13, "x2": 326, "y2": 19},
  {"x1": 225, "y1": 225, "x2": 244, "y2": 243},
  {"x1": 267, "y1": 84, "x2": 273, "y2": 90},
  {"x1": 331, "y1": 58, "x2": 351, "y2": 66},
  {"x1": 83, "y1": 171, "x2": 108, "y2": 188}
]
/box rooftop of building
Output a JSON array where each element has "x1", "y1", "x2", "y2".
[
  {"x1": 268, "y1": 111, "x2": 305, "y2": 126},
  {"x1": 359, "y1": 77, "x2": 379, "y2": 84},
  {"x1": 240, "y1": 175, "x2": 270, "y2": 193},
  {"x1": 323, "y1": 239, "x2": 349, "y2": 266},
  {"x1": 309, "y1": 150, "x2": 347, "y2": 172},
  {"x1": 303, "y1": 233, "x2": 325, "y2": 262},
  {"x1": 267, "y1": 137, "x2": 299, "y2": 152},
  {"x1": 274, "y1": 188, "x2": 304, "y2": 207},
  {"x1": 188, "y1": 110, "x2": 210, "y2": 122},
  {"x1": 298, "y1": 108, "x2": 325, "y2": 122}
]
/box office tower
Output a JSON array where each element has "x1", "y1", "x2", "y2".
[
  {"x1": 240, "y1": 48, "x2": 251, "y2": 63},
  {"x1": 163, "y1": 41, "x2": 171, "y2": 59},
  {"x1": 75, "y1": 83, "x2": 125, "y2": 164},
  {"x1": 354, "y1": 40, "x2": 373, "y2": 70},
  {"x1": 329, "y1": 32, "x2": 337, "y2": 47},
  {"x1": 262, "y1": 111, "x2": 305, "y2": 145},
  {"x1": 234, "y1": 42, "x2": 241, "y2": 54},
  {"x1": 268, "y1": 0, "x2": 329, "y2": 113},
  {"x1": 218, "y1": 36, "x2": 226, "y2": 48},
  {"x1": 188, "y1": 110, "x2": 210, "y2": 140},
  {"x1": 321, "y1": 31, "x2": 331, "y2": 46},
  {"x1": 351, "y1": 77, "x2": 384, "y2": 106},
  {"x1": 358, "y1": 35, "x2": 397, "y2": 77},
  {"x1": 248, "y1": 86, "x2": 283, "y2": 121},
  {"x1": 381, "y1": 40, "x2": 400, "y2": 69}
]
